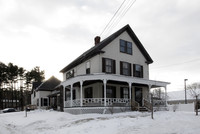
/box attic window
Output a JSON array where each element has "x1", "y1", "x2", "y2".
[{"x1": 120, "y1": 39, "x2": 132, "y2": 55}]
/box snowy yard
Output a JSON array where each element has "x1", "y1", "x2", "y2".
[{"x1": 0, "y1": 110, "x2": 200, "y2": 134}]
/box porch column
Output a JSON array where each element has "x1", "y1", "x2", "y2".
[
  {"x1": 129, "y1": 82, "x2": 132, "y2": 100},
  {"x1": 164, "y1": 86, "x2": 167, "y2": 106},
  {"x1": 103, "y1": 79, "x2": 107, "y2": 107},
  {"x1": 70, "y1": 84, "x2": 73, "y2": 107},
  {"x1": 148, "y1": 85, "x2": 152, "y2": 102},
  {"x1": 80, "y1": 81, "x2": 83, "y2": 107},
  {"x1": 63, "y1": 85, "x2": 65, "y2": 108}
]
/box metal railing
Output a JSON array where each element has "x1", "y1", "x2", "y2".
[{"x1": 143, "y1": 98, "x2": 152, "y2": 110}]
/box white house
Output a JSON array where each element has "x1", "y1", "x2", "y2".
[
  {"x1": 59, "y1": 24, "x2": 170, "y2": 114},
  {"x1": 31, "y1": 76, "x2": 61, "y2": 109}
]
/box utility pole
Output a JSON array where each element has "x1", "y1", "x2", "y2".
[
  {"x1": 151, "y1": 93, "x2": 153, "y2": 119},
  {"x1": 184, "y1": 79, "x2": 188, "y2": 104}
]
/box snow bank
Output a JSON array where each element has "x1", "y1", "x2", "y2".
[{"x1": 0, "y1": 110, "x2": 200, "y2": 134}]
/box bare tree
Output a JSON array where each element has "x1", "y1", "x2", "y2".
[{"x1": 187, "y1": 83, "x2": 200, "y2": 116}]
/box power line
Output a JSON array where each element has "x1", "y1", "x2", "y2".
[
  {"x1": 100, "y1": 0, "x2": 127, "y2": 36},
  {"x1": 151, "y1": 58, "x2": 200, "y2": 70},
  {"x1": 105, "y1": 0, "x2": 136, "y2": 36},
  {"x1": 100, "y1": 0, "x2": 136, "y2": 37}
]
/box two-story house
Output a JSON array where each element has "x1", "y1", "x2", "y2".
[{"x1": 59, "y1": 24, "x2": 170, "y2": 114}]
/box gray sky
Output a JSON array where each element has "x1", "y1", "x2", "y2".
[{"x1": 0, "y1": 0, "x2": 200, "y2": 92}]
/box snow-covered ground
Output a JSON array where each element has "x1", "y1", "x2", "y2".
[{"x1": 0, "y1": 110, "x2": 200, "y2": 134}]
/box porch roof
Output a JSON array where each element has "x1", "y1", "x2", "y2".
[{"x1": 60, "y1": 73, "x2": 170, "y2": 88}]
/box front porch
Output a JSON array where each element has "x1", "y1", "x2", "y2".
[{"x1": 60, "y1": 73, "x2": 169, "y2": 114}]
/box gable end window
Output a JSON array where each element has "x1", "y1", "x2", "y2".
[
  {"x1": 120, "y1": 39, "x2": 132, "y2": 55},
  {"x1": 133, "y1": 64, "x2": 143, "y2": 78},
  {"x1": 102, "y1": 58, "x2": 116, "y2": 74},
  {"x1": 120, "y1": 61, "x2": 131, "y2": 76}
]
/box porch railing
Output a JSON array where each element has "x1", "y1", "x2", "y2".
[{"x1": 65, "y1": 98, "x2": 130, "y2": 107}]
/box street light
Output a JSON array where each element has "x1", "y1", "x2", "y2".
[{"x1": 184, "y1": 79, "x2": 188, "y2": 104}]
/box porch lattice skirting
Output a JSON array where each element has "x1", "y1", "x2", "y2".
[{"x1": 64, "y1": 107, "x2": 131, "y2": 114}]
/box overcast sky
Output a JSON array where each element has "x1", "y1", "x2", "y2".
[{"x1": 0, "y1": 0, "x2": 200, "y2": 92}]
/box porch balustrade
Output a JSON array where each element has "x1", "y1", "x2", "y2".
[{"x1": 64, "y1": 98, "x2": 130, "y2": 107}]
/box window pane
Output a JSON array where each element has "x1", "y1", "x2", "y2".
[
  {"x1": 86, "y1": 61, "x2": 90, "y2": 68},
  {"x1": 123, "y1": 62, "x2": 128, "y2": 68},
  {"x1": 136, "y1": 65, "x2": 141, "y2": 71},
  {"x1": 127, "y1": 42, "x2": 132, "y2": 48},
  {"x1": 127, "y1": 48, "x2": 132, "y2": 54},
  {"x1": 106, "y1": 59, "x2": 112, "y2": 66}
]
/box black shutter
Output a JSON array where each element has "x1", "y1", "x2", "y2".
[
  {"x1": 113, "y1": 60, "x2": 116, "y2": 74},
  {"x1": 120, "y1": 87, "x2": 123, "y2": 98},
  {"x1": 113, "y1": 87, "x2": 116, "y2": 98},
  {"x1": 41, "y1": 98, "x2": 43, "y2": 106},
  {"x1": 141, "y1": 66, "x2": 143, "y2": 78},
  {"x1": 120, "y1": 61, "x2": 123, "y2": 75},
  {"x1": 133, "y1": 64, "x2": 136, "y2": 77},
  {"x1": 102, "y1": 58, "x2": 105, "y2": 72},
  {"x1": 129, "y1": 63, "x2": 132, "y2": 76},
  {"x1": 102, "y1": 85, "x2": 104, "y2": 98},
  {"x1": 90, "y1": 87, "x2": 93, "y2": 98}
]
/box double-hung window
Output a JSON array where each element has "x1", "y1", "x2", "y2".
[
  {"x1": 120, "y1": 87, "x2": 129, "y2": 99},
  {"x1": 41, "y1": 98, "x2": 48, "y2": 106},
  {"x1": 120, "y1": 61, "x2": 131, "y2": 76},
  {"x1": 103, "y1": 86, "x2": 116, "y2": 98},
  {"x1": 86, "y1": 61, "x2": 90, "y2": 74},
  {"x1": 133, "y1": 64, "x2": 143, "y2": 78},
  {"x1": 102, "y1": 58, "x2": 116, "y2": 74},
  {"x1": 85, "y1": 87, "x2": 93, "y2": 98},
  {"x1": 120, "y1": 39, "x2": 132, "y2": 55}
]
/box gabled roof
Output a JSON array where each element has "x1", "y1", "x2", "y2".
[
  {"x1": 32, "y1": 82, "x2": 42, "y2": 92},
  {"x1": 36, "y1": 76, "x2": 61, "y2": 91},
  {"x1": 60, "y1": 24, "x2": 153, "y2": 73}
]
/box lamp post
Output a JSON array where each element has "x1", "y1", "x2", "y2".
[{"x1": 184, "y1": 79, "x2": 188, "y2": 104}]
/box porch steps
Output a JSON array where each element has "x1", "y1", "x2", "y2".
[{"x1": 138, "y1": 107, "x2": 149, "y2": 112}]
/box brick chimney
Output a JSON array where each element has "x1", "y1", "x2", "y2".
[{"x1": 94, "y1": 36, "x2": 101, "y2": 45}]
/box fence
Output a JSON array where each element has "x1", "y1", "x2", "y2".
[{"x1": 168, "y1": 103, "x2": 195, "y2": 112}]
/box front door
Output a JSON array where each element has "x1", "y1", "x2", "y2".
[{"x1": 135, "y1": 87, "x2": 143, "y2": 106}]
